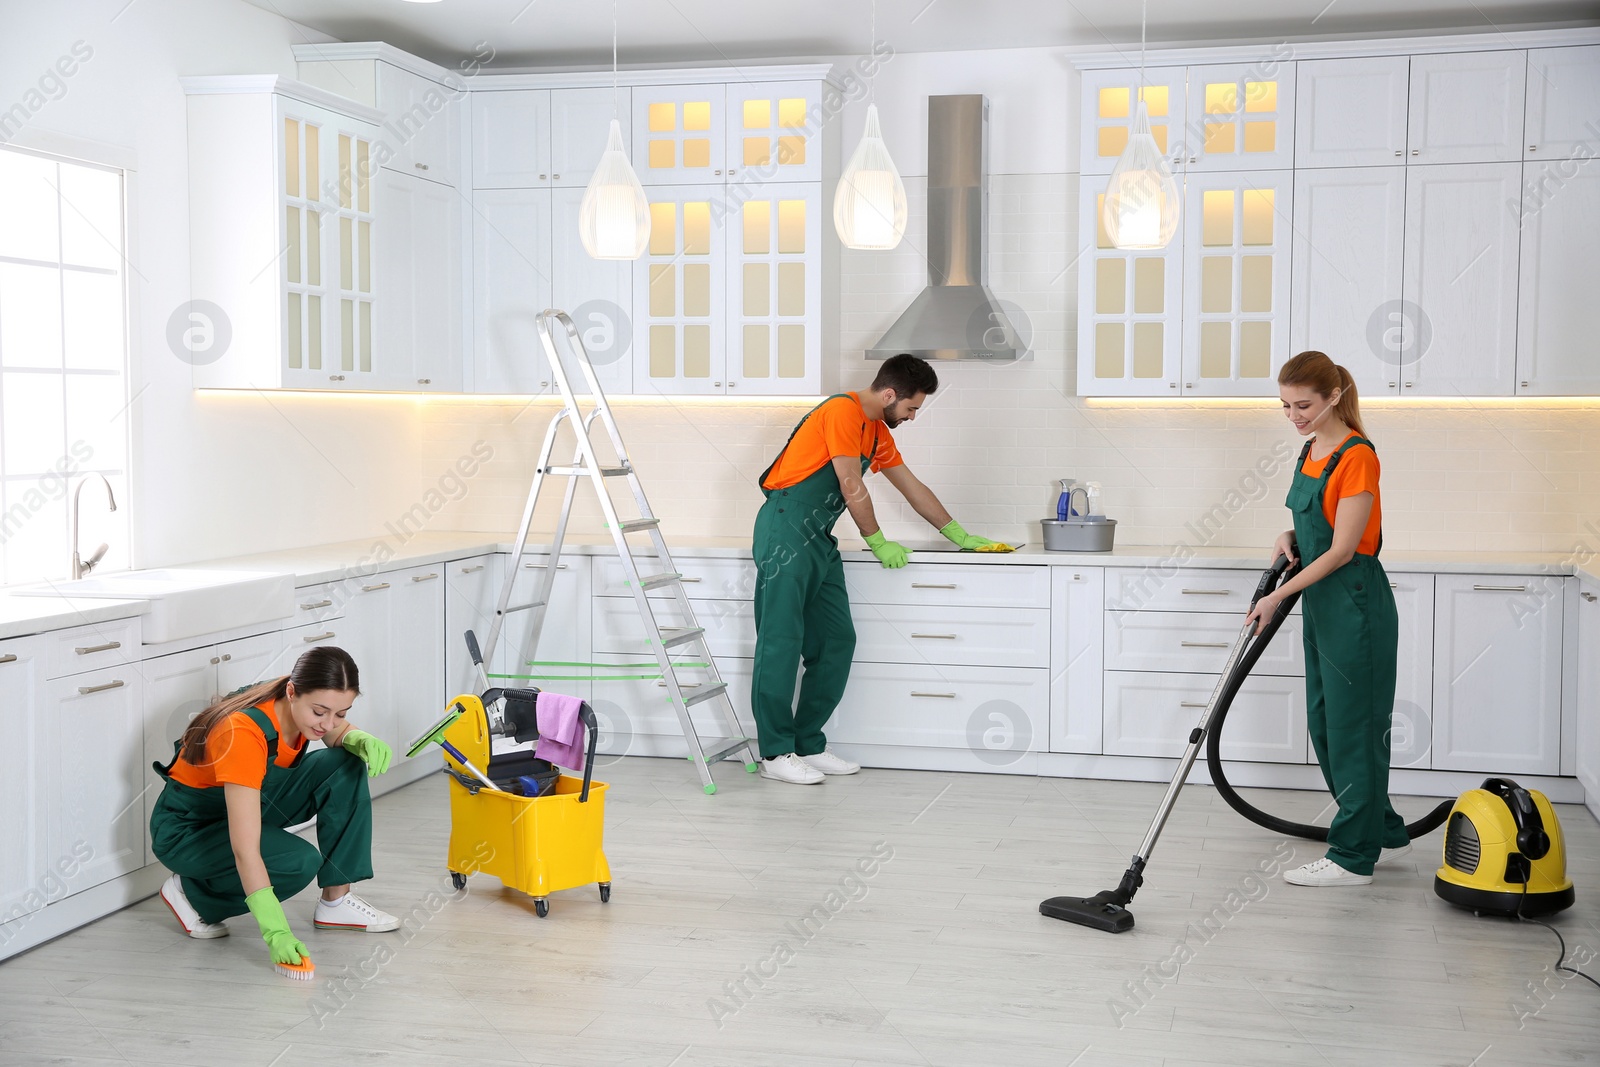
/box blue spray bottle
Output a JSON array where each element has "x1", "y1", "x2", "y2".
[{"x1": 1056, "y1": 479, "x2": 1078, "y2": 520}]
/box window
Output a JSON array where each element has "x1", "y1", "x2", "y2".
[{"x1": 0, "y1": 147, "x2": 129, "y2": 586}]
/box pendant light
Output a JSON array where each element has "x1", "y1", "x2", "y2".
[
  {"x1": 1101, "y1": 0, "x2": 1180, "y2": 249},
  {"x1": 579, "y1": 1, "x2": 651, "y2": 260},
  {"x1": 832, "y1": 0, "x2": 906, "y2": 250}
]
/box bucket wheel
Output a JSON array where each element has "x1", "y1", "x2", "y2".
[
  {"x1": 534, "y1": 898, "x2": 549, "y2": 918},
  {"x1": 450, "y1": 872, "x2": 467, "y2": 891},
  {"x1": 599, "y1": 882, "x2": 611, "y2": 903}
]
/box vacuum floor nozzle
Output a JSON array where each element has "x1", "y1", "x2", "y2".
[{"x1": 1039, "y1": 892, "x2": 1135, "y2": 934}]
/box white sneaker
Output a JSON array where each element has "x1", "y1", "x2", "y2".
[
  {"x1": 159, "y1": 874, "x2": 230, "y2": 939},
  {"x1": 759, "y1": 753, "x2": 824, "y2": 785},
  {"x1": 1283, "y1": 857, "x2": 1372, "y2": 887},
  {"x1": 800, "y1": 748, "x2": 860, "y2": 776},
  {"x1": 314, "y1": 891, "x2": 400, "y2": 932},
  {"x1": 1378, "y1": 843, "x2": 1412, "y2": 866}
]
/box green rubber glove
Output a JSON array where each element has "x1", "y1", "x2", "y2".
[
  {"x1": 245, "y1": 886, "x2": 307, "y2": 965},
  {"x1": 940, "y1": 519, "x2": 995, "y2": 551},
  {"x1": 341, "y1": 728, "x2": 392, "y2": 777},
  {"x1": 863, "y1": 530, "x2": 910, "y2": 569}
]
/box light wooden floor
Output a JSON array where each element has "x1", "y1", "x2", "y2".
[{"x1": 3, "y1": 756, "x2": 1598, "y2": 1067}]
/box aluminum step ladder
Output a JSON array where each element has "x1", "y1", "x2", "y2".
[{"x1": 474, "y1": 309, "x2": 761, "y2": 795}]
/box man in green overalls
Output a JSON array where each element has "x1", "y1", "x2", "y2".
[
  {"x1": 751, "y1": 355, "x2": 997, "y2": 785},
  {"x1": 1246, "y1": 351, "x2": 1410, "y2": 885}
]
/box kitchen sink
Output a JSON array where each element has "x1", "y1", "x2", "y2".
[{"x1": 14, "y1": 568, "x2": 297, "y2": 644}]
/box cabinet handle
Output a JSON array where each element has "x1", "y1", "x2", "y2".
[
  {"x1": 304, "y1": 631, "x2": 337, "y2": 642},
  {"x1": 1180, "y1": 641, "x2": 1229, "y2": 649},
  {"x1": 1180, "y1": 701, "x2": 1208, "y2": 708},
  {"x1": 1528, "y1": 144, "x2": 1537, "y2": 152},
  {"x1": 911, "y1": 583, "x2": 957, "y2": 590},
  {"x1": 415, "y1": 162, "x2": 429, "y2": 170},
  {"x1": 911, "y1": 691, "x2": 957, "y2": 699},
  {"x1": 0, "y1": 654, "x2": 16, "y2": 664},
  {"x1": 1582, "y1": 592, "x2": 1597, "y2": 603},
  {"x1": 300, "y1": 599, "x2": 333, "y2": 610},
  {"x1": 1521, "y1": 380, "x2": 1530, "y2": 388},
  {"x1": 1188, "y1": 155, "x2": 1196, "y2": 163},
  {"x1": 553, "y1": 173, "x2": 561, "y2": 180},
  {"x1": 911, "y1": 633, "x2": 958, "y2": 640},
  {"x1": 1411, "y1": 149, "x2": 1420, "y2": 156},
  {"x1": 539, "y1": 173, "x2": 547, "y2": 180},
  {"x1": 221, "y1": 653, "x2": 231, "y2": 662},
  {"x1": 412, "y1": 573, "x2": 439, "y2": 582},
  {"x1": 1472, "y1": 584, "x2": 1527, "y2": 593},
  {"x1": 330, "y1": 374, "x2": 345, "y2": 381},
  {"x1": 1404, "y1": 381, "x2": 1413, "y2": 388},
  {"x1": 78, "y1": 680, "x2": 125, "y2": 695},
  {"x1": 525, "y1": 563, "x2": 568, "y2": 570},
  {"x1": 1180, "y1": 589, "x2": 1231, "y2": 597},
  {"x1": 210, "y1": 656, "x2": 220, "y2": 665},
  {"x1": 1389, "y1": 582, "x2": 1398, "y2": 589},
  {"x1": 461, "y1": 565, "x2": 485, "y2": 574},
  {"x1": 362, "y1": 582, "x2": 390, "y2": 592},
  {"x1": 714, "y1": 381, "x2": 723, "y2": 387},
  {"x1": 656, "y1": 680, "x2": 701, "y2": 688},
  {"x1": 75, "y1": 641, "x2": 121, "y2": 655},
  {"x1": 418, "y1": 378, "x2": 431, "y2": 385},
  {"x1": 728, "y1": 381, "x2": 737, "y2": 387}
]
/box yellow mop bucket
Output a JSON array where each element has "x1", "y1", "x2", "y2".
[{"x1": 426, "y1": 693, "x2": 611, "y2": 918}]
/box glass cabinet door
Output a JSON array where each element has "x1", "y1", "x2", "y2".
[
  {"x1": 1075, "y1": 174, "x2": 1182, "y2": 396},
  {"x1": 632, "y1": 85, "x2": 727, "y2": 185},
  {"x1": 724, "y1": 82, "x2": 822, "y2": 184},
  {"x1": 728, "y1": 183, "x2": 820, "y2": 395},
  {"x1": 333, "y1": 125, "x2": 377, "y2": 385},
  {"x1": 281, "y1": 111, "x2": 328, "y2": 385},
  {"x1": 1180, "y1": 172, "x2": 1293, "y2": 395},
  {"x1": 1078, "y1": 67, "x2": 1187, "y2": 176},
  {"x1": 1183, "y1": 63, "x2": 1296, "y2": 172},
  {"x1": 632, "y1": 185, "x2": 727, "y2": 394}
]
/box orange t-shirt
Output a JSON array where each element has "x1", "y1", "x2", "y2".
[
  {"x1": 1299, "y1": 433, "x2": 1382, "y2": 556},
  {"x1": 761, "y1": 393, "x2": 903, "y2": 491},
  {"x1": 165, "y1": 699, "x2": 307, "y2": 790}
]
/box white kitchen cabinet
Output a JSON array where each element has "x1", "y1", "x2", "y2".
[
  {"x1": 0, "y1": 636, "x2": 45, "y2": 925},
  {"x1": 1075, "y1": 173, "x2": 1183, "y2": 396},
  {"x1": 1183, "y1": 62, "x2": 1296, "y2": 172},
  {"x1": 334, "y1": 575, "x2": 397, "y2": 784},
  {"x1": 472, "y1": 90, "x2": 552, "y2": 187},
  {"x1": 1180, "y1": 171, "x2": 1293, "y2": 395},
  {"x1": 552, "y1": 186, "x2": 634, "y2": 397},
  {"x1": 375, "y1": 169, "x2": 463, "y2": 391},
  {"x1": 1050, "y1": 568, "x2": 1104, "y2": 755},
  {"x1": 1515, "y1": 162, "x2": 1600, "y2": 395},
  {"x1": 1387, "y1": 573, "x2": 1436, "y2": 769},
  {"x1": 1407, "y1": 51, "x2": 1527, "y2": 164},
  {"x1": 1525, "y1": 46, "x2": 1600, "y2": 160},
  {"x1": 1294, "y1": 56, "x2": 1410, "y2": 168},
  {"x1": 633, "y1": 84, "x2": 728, "y2": 185},
  {"x1": 471, "y1": 187, "x2": 553, "y2": 394},
  {"x1": 1402, "y1": 163, "x2": 1522, "y2": 396},
  {"x1": 48, "y1": 664, "x2": 144, "y2": 894},
  {"x1": 1432, "y1": 574, "x2": 1564, "y2": 775},
  {"x1": 850, "y1": 605, "x2": 1050, "y2": 669},
  {"x1": 388, "y1": 563, "x2": 445, "y2": 764},
  {"x1": 552, "y1": 88, "x2": 631, "y2": 188},
  {"x1": 1103, "y1": 669, "x2": 1307, "y2": 764},
  {"x1": 183, "y1": 78, "x2": 388, "y2": 391},
  {"x1": 727, "y1": 182, "x2": 823, "y2": 395},
  {"x1": 724, "y1": 82, "x2": 824, "y2": 184},
  {"x1": 1576, "y1": 579, "x2": 1600, "y2": 817},
  {"x1": 498, "y1": 556, "x2": 590, "y2": 697},
  {"x1": 376, "y1": 61, "x2": 462, "y2": 187},
  {"x1": 593, "y1": 595, "x2": 753, "y2": 659},
  {"x1": 444, "y1": 555, "x2": 501, "y2": 698},
  {"x1": 845, "y1": 562, "x2": 1050, "y2": 609},
  {"x1": 829, "y1": 661, "x2": 1049, "y2": 760},
  {"x1": 1078, "y1": 67, "x2": 1189, "y2": 176},
  {"x1": 1290, "y1": 167, "x2": 1407, "y2": 396},
  {"x1": 1106, "y1": 609, "x2": 1304, "y2": 675},
  {"x1": 633, "y1": 184, "x2": 728, "y2": 395}
]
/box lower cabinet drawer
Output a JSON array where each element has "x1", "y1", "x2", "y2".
[
  {"x1": 1105, "y1": 610, "x2": 1304, "y2": 675},
  {"x1": 585, "y1": 655, "x2": 751, "y2": 747},
  {"x1": 1106, "y1": 567, "x2": 1299, "y2": 615},
  {"x1": 1102, "y1": 670, "x2": 1307, "y2": 764},
  {"x1": 828, "y1": 662, "x2": 1048, "y2": 761},
  {"x1": 844, "y1": 562, "x2": 1050, "y2": 609},
  {"x1": 292, "y1": 581, "x2": 347, "y2": 625},
  {"x1": 45, "y1": 618, "x2": 140, "y2": 680},
  {"x1": 851, "y1": 605, "x2": 1050, "y2": 668},
  {"x1": 593, "y1": 556, "x2": 756, "y2": 600},
  {"x1": 591, "y1": 596, "x2": 753, "y2": 658}
]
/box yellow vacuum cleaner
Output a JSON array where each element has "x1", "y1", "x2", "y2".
[{"x1": 1434, "y1": 777, "x2": 1574, "y2": 917}]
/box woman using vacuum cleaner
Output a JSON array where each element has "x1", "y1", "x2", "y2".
[
  {"x1": 1244, "y1": 351, "x2": 1412, "y2": 888},
  {"x1": 149, "y1": 646, "x2": 400, "y2": 978}
]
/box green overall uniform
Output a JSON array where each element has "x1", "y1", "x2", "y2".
[
  {"x1": 750, "y1": 395, "x2": 880, "y2": 758},
  {"x1": 1289, "y1": 435, "x2": 1409, "y2": 876},
  {"x1": 148, "y1": 706, "x2": 375, "y2": 924}
]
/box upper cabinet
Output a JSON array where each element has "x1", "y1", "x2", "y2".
[
  {"x1": 1407, "y1": 51, "x2": 1527, "y2": 163},
  {"x1": 1079, "y1": 68, "x2": 1188, "y2": 176},
  {"x1": 1516, "y1": 161, "x2": 1600, "y2": 395},
  {"x1": 471, "y1": 88, "x2": 627, "y2": 189},
  {"x1": 1183, "y1": 62, "x2": 1296, "y2": 172},
  {"x1": 724, "y1": 82, "x2": 826, "y2": 184},
  {"x1": 375, "y1": 62, "x2": 462, "y2": 187},
  {"x1": 1295, "y1": 56, "x2": 1410, "y2": 167},
  {"x1": 634, "y1": 85, "x2": 728, "y2": 185},
  {"x1": 1525, "y1": 45, "x2": 1600, "y2": 160}
]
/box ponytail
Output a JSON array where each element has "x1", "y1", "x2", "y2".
[
  {"x1": 1279, "y1": 350, "x2": 1366, "y2": 439},
  {"x1": 178, "y1": 646, "x2": 360, "y2": 764}
]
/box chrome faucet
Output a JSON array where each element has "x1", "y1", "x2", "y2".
[{"x1": 71, "y1": 474, "x2": 117, "y2": 580}]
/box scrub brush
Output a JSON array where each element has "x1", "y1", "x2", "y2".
[{"x1": 274, "y1": 954, "x2": 315, "y2": 980}]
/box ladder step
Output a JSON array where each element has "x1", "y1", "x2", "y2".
[
  {"x1": 543, "y1": 464, "x2": 631, "y2": 477},
  {"x1": 615, "y1": 517, "x2": 661, "y2": 533},
  {"x1": 659, "y1": 627, "x2": 705, "y2": 649},
  {"x1": 701, "y1": 737, "x2": 754, "y2": 763},
  {"x1": 682, "y1": 682, "x2": 729, "y2": 707},
  {"x1": 638, "y1": 572, "x2": 681, "y2": 591},
  {"x1": 502, "y1": 601, "x2": 546, "y2": 614}
]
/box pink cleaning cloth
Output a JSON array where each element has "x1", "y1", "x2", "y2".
[{"x1": 534, "y1": 692, "x2": 586, "y2": 771}]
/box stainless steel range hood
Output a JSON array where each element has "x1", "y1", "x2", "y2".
[{"x1": 866, "y1": 94, "x2": 1022, "y2": 363}]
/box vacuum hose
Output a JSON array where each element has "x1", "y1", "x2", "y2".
[{"x1": 1203, "y1": 555, "x2": 1454, "y2": 842}]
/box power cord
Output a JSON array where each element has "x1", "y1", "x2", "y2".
[{"x1": 1515, "y1": 880, "x2": 1600, "y2": 992}]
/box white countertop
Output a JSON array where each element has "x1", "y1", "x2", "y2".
[{"x1": 2, "y1": 530, "x2": 1593, "y2": 642}]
